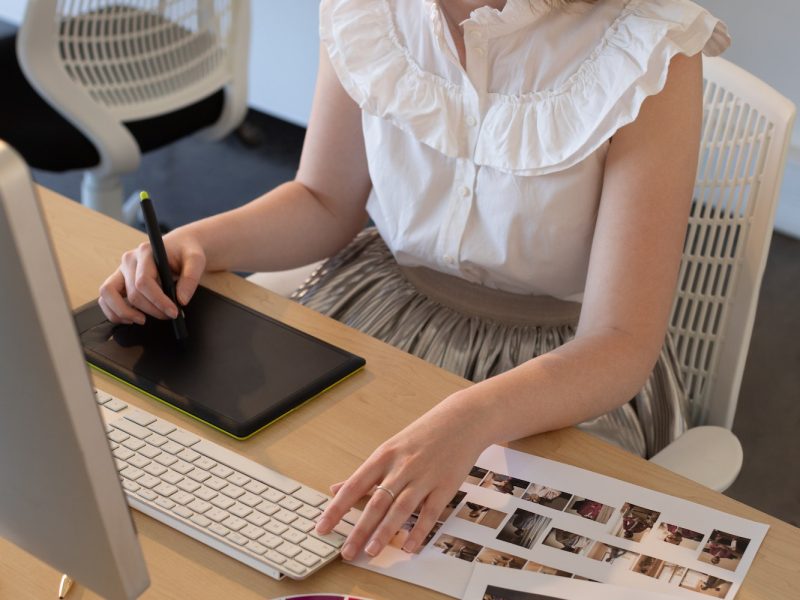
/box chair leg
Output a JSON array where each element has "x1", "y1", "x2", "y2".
[{"x1": 81, "y1": 172, "x2": 123, "y2": 220}]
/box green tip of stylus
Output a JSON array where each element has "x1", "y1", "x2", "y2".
[{"x1": 139, "y1": 190, "x2": 149, "y2": 202}]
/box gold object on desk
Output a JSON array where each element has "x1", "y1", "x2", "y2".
[
  {"x1": 0, "y1": 186, "x2": 798, "y2": 599},
  {"x1": 58, "y1": 574, "x2": 73, "y2": 599}
]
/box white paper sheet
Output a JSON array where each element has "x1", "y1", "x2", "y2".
[{"x1": 350, "y1": 445, "x2": 768, "y2": 599}]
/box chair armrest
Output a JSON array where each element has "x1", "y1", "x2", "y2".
[{"x1": 649, "y1": 426, "x2": 743, "y2": 492}]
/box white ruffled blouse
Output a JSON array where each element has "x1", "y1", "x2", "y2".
[{"x1": 320, "y1": 0, "x2": 730, "y2": 301}]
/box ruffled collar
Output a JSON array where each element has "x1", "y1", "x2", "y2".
[{"x1": 428, "y1": 0, "x2": 551, "y2": 38}]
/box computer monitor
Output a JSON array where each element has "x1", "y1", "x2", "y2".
[{"x1": 0, "y1": 141, "x2": 150, "y2": 599}]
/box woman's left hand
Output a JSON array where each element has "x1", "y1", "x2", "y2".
[{"x1": 314, "y1": 393, "x2": 490, "y2": 560}]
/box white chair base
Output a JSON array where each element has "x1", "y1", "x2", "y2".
[
  {"x1": 649, "y1": 426, "x2": 743, "y2": 492},
  {"x1": 81, "y1": 172, "x2": 124, "y2": 221}
]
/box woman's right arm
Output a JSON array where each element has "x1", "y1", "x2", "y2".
[{"x1": 99, "y1": 45, "x2": 372, "y2": 324}]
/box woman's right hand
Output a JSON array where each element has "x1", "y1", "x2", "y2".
[{"x1": 98, "y1": 229, "x2": 207, "y2": 325}]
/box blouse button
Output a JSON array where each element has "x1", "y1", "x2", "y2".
[
  {"x1": 443, "y1": 254, "x2": 455, "y2": 266},
  {"x1": 459, "y1": 185, "x2": 471, "y2": 198},
  {"x1": 466, "y1": 116, "x2": 477, "y2": 127}
]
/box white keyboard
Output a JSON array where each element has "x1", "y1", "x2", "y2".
[{"x1": 94, "y1": 388, "x2": 359, "y2": 580}]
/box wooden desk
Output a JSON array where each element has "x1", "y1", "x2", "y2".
[{"x1": 1, "y1": 188, "x2": 799, "y2": 599}]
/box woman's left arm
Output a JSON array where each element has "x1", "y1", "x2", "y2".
[{"x1": 315, "y1": 53, "x2": 703, "y2": 560}]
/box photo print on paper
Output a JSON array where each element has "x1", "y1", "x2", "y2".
[
  {"x1": 564, "y1": 496, "x2": 615, "y2": 524},
  {"x1": 483, "y1": 585, "x2": 565, "y2": 600},
  {"x1": 521, "y1": 483, "x2": 572, "y2": 510},
  {"x1": 586, "y1": 542, "x2": 640, "y2": 568},
  {"x1": 439, "y1": 490, "x2": 467, "y2": 521},
  {"x1": 475, "y1": 547, "x2": 528, "y2": 569},
  {"x1": 456, "y1": 502, "x2": 508, "y2": 529},
  {"x1": 496, "y1": 509, "x2": 552, "y2": 549},
  {"x1": 698, "y1": 529, "x2": 750, "y2": 571},
  {"x1": 432, "y1": 534, "x2": 483, "y2": 562},
  {"x1": 479, "y1": 472, "x2": 530, "y2": 497},
  {"x1": 679, "y1": 569, "x2": 733, "y2": 598},
  {"x1": 612, "y1": 502, "x2": 661, "y2": 542},
  {"x1": 466, "y1": 466, "x2": 488, "y2": 486},
  {"x1": 523, "y1": 562, "x2": 573, "y2": 578},
  {"x1": 542, "y1": 528, "x2": 593, "y2": 555},
  {"x1": 387, "y1": 514, "x2": 441, "y2": 553},
  {"x1": 655, "y1": 522, "x2": 705, "y2": 549}
]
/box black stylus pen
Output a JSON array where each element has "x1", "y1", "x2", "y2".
[{"x1": 139, "y1": 191, "x2": 188, "y2": 341}]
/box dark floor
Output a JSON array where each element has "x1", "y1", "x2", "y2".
[{"x1": 32, "y1": 111, "x2": 800, "y2": 528}]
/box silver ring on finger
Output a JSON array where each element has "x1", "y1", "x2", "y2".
[{"x1": 375, "y1": 484, "x2": 396, "y2": 502}]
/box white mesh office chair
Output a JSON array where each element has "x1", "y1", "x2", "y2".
[
  {"x1": 249, "y1": 57, "x2": 797, "y2": 491},
  {"x1": 650, "y1": 56, "x2": 796, "y2": 490},
  {"x1": 15, "y1": 0, "x2": 250, "y2": 221}
]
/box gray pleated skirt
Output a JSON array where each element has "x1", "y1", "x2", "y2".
[{"x1": 291, "y1": 228, "x2": 688, "y2": 458}]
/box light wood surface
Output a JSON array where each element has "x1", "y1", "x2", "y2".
[{"x1": 1, "y1": 187, "x2": 799, "y2": 599}]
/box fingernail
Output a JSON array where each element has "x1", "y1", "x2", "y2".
[
  {"x1": 135, "y1": 315, "x2": 145, "y2": 325},
  {"x1": 341, "y1": 543, "x2": 354, "y2": 561},
  {"x1": 365, "y1": 539, "x2": 381, "y2": 557},
  {"x1": 402, "y1": 541, "x2": 416, "y2": 553},
  {"x1": 167, "y1": 306, "x2": 178, "y2": 318},
  {"x1": 315, "y1": 517, "x2": 331, "y2": 533}
]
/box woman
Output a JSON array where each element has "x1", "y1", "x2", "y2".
[{"x1": 98, "y1": 0, "x2": 729, "y2": 562}]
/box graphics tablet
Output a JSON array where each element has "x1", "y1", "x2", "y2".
[{"x1": 74, "y1": 286, "x2": 365, "y2": 439}]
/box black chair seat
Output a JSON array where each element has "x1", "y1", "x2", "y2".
[{"x1": 0, "y1": 27, "x2": 224, "y2": 172}]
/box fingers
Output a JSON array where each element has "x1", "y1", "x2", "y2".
[
  {"x1": 360, "y1": 483, "x2": 422, "y2": 558},
  {"x1": 132, "y1": 244, "x2": 178, "y2": 318},
  {"x1": 98, "y1": 271, "x2": 145, "y2": 324},
  {"x1": 176, "y1": 250, "x2": 205, "y2": 306},
  {"x1": 339, "y1": 478, "x2": 407, "y2": 560},
  {"x1": 402, "y1": 490, "x2": 450, "y2": 553},
  {"x1": 329, "y1": 481, "x2": 345, "y2": 496},
  {"x1": 316, "y1": 460, "x2": 384, "y2": 536}
]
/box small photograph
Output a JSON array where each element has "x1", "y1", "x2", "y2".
[
  {"x1": 483, "y1": 585, "x2": 566, "y2": 600},
  {"x1": 387, "y1": 514, "x2": 440, "y2": 553},
  {"x1": 496, "y1": 509, "x2": 552, "y2": 549},
  {"x1": 466, "y1": 466, "x2": 488, "y2": 486},
  {"x1": 612, "y1": 502, "x2": 661, "y2": 542},
  {"x1": 698, "y1": 530, "x2": 750, "y2": 571},
  {"x1": 564, "y1": 496, "x2": 615, "y2": 524},
  {"x1": 475, "y1": 547, "x2": 527, "y2": 569},
  {"x1": 456, "y1": 502, "x2": 508, "y2": 529},
  {"x1": 679, "y1": 569, "x2": 734, "y2": 598},
  {"x1": 479, "y1": 471, "x2": 530, "y2": 497},
  {"x1": 631, "y1": 555, "x2": 666, "y2": 578},
  {"x1": 654, "y1": 562, "x2": 688, "y2": 584},
  {"x1": 655, "y1": 522, "x2": 705, "y2": 549},
  {"x1": 438, "y1": 490, "x2": 467, "y2": 521},
  {"x1": 586, "y1": 541, "x2": 639, "y2": 568},
  {"x1": 542, "y1": 528, "x2": 593, "y2": 555},
  {"x1": 522, "y1": 483, "x2": 572, "y2": 510},
  {"x1": 432, "y1": 534, "x2": 483, "y2": 562}
]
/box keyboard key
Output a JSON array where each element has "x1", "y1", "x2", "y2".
[
  {"x1": 264, "y1": 549, "x2": 286, "y2": 564},
  {"x1": 187, "y1": 499, "x2": 212, "y2": 514},
  {"x1": 142, "y1": 445, "x2": 164, "y2": 459},
  {"x1": 210, "y1": 464, "x2": 233, "y2": 478},
  {"x1": 95, "y1": 390, "x2": 112, "y2": 404},
  {"x1": 221, "y1": 484, "x2": 245, "y2": 499},
  {"x1": 148, "y1": 420, "x2": 176, "y2": 436},
  {"x1": 125, "y1": 410, "x2": 156, "y2": 427},
  {"x1": 241, "y1": 524, "x2": 265, "y2": 540},
  {"x1": 177, "y1": 448, "x2": 200, "y2": 463},
  {"x1": 190, "y1": 514, "x2": 211, "y2": 528},
  {"x1": 279, "y1": 497, "x2": 303, "y2": 512},
  {"x1": 245, "y1": 511, "x2": 269, "y2": 527},
  {"x1": 245, "y1": 540, "x2": 267, "y2": 555},
  {"x1": 122, "y1": 480, "x2": 140, "y2": 492},
  {"x1": 300, "y1": 537, "x2": 337, "y2": 558},
  {"x1": 172, "y1": 460, "x2": 193, "y2": 475},
  {"x1": 172, "y1": 505, "x2": 192, "y2": 519},
  {"x1": 206, "y1": 477, "x2": 228, "y2": 491},
  {"x1": 239, "y1": 492, "x2": 262, "y2": 508},
  {"x1": 273, "y1": 509, "x2": 298, "y2": 525},
  {"x1": 296, "y1": 505, "x2": 321, "y2": 520},
  {"x1": 104, "y1": 398, "x2": 127, "y2": 412},
  {"x1": 113, "y1": 447, "x2": 135, "y2": 461},
  {"x1": 211, "y1": 496, "x2": 235, "y2": 510},
  {"x1": 113, "y1": 418, "x2": 150, "y2": 439},
  {"x1": 195, "y1": 487, "x2": 218, "y2": 502},
  {"x1": 160, "y1": 441, "x2": 184, "y2": 455},
  {"x1": 193, "y1": 441, "x2": 300, "y2": 495},
  {"x1": 143, "y1": 463, "x2": 167, "y2": 477},
  {"x1": 282, "y1": 529, "x2": 306, "y2": 545},
  {"x1": 127, "y1": 455, "x2": 150, "y2": 469},
  {"x1": 259, "y1": 533, "x2": 283, "y2": 549},
  {"x1": 206, "y1": 507, "x2": 229, "y2": 523},
  {"x1": 295, "y1": 550, "x2": 321, "y2": 568},
  {"x1": 161, "y1": 470, "x2": 183, "y2": 485},
  {"x1": 332, "y1": 522, "x2": 354, "y2": 538},
  {"x1": 171, "y1": 491, "x2": 194, "y2": 506},
  {"x1": 292, "y1": 517, "x2": 315, "y2": 533},
  {"x1": 153, "y1": 452, "x2": 178, "y2": 467},
  {"x1": 136, "y1": 488, "x2": 157, "y2": 501},
  {"x1": 284, "y1": 559, "x2": 307, "y2": 575},
  {"x1": 276, "y1": 541, "x2": 301, "y2": 558},
  {"x1": 257, "y1": 500, "x2": 279, "y2": 516},
  {"x1": 145, "y1": 433, "x2": 168, "y2": 447},
  {"x1": 155, "y1": 497, "x2": 175, "y2": 510},
  {"x1": 169, "y1": 430, "x2": 200, "y2": 447},
  {"x1": 120, "y1": 466, "x2": 144, "y2": 481},
  {"x1": 122, "y1": 437, "x2": 146, "y2": 451},
  {"x1": 293, "y1": 488, "x2": 328, "y2": 507},
  {"x1": 311, "y1": 529, "x2": 347, "y2": 549},
  {"x1": 265, "y1": 521, "x2": 288, "y2": 536},
  {"x1": 262, "y1": 488, "x2": 284, "y2": 503},
  {"x1": 153, "y1": 482, "x2": 178, "y2": 497},
  {"x1": 229, "y1": 503, "x2": 253, "y2": 518},
  {"x1": 107, "y1": 429, "x2": 129, "y2": 444},
  {"x1": 209, "y1": 523, "x2": 229, "y2": 537},
  {"x1": 187, "y1": 468, "x2": 211, "y2": 483},
  {"x1": 222, "y1": 516, "x2": 247, "y2": 531},
  {"x1": 227, "y1": 473, "x2": 250, "y2": 487},
  {"x1": 244, "y1": 480, "x2": 267, "y2": 495},
  {"x1": 176, "y1": 479, "x2": 200, "y2": 493},
  {"x1": 194, "y1": 456, "x2": 216, "y2": 470},
  {"x1": 342, "y1": 508, "x2": 361, "y2": 526},
  {"x1": 137, "y1": 474, "x2": 160, "y2": 489}
]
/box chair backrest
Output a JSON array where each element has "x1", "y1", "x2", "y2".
[
  {"x1": 669, "y1": 56, "x2": 796, "y2": 429},
  {"x1": 17, "y1": 0, "x2": 249, "y2": 174}
]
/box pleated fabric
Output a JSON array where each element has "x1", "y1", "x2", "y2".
[{"x1": 292, "y1": 229, "x2": 688, "y2": 458}]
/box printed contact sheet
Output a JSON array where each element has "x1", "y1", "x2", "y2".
[{"x1": 350, "y1": 445, "x2": 768, "y2": 599}]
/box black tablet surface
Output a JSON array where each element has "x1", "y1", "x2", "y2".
[{"x1": 74, "y1": 286, "x2": 365, "y2": 439}]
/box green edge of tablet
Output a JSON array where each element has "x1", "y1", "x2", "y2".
[{"x1": 88, "y1": 362, "x2": 365, "y2": 441}]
